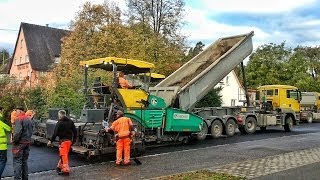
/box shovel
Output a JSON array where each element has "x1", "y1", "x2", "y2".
[{"x1": 132, "y1": 141, "x2": 142, "y2": 165}]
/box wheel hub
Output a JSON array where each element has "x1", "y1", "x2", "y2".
[{"x1": 214, "y1": 125, "x2": 220, "y2": 134}]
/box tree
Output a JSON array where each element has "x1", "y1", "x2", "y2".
[
  {"x1": 185, "y1": 41, "x2": 205, "y2": 61},
  {"x1": 126, "y1": 0, "x2": 187, "y2": 74},
  {"x1": 196, "y1": 87, "x2": 223, "y2": 107},
  {"x1": 127, "y1": 0, "x2": 185, "y2": 37},
  {"x1": 245, "y1": 42, "x2": 292, "y2": 88},
  {"x1": 0, "y1": 49, "x2": 10, "y2": 70}
]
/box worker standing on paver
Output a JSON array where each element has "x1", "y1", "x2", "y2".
[
  {"x1": 0, "y1": 107, "x2": 11, "y2": 177},
  {"x1": 12, "y1": 107, "x2": 33, "y2": 180},
  {"x1": 47, "y1": 110, "x2": 77, "y2": 176},
  {"x1": 105, "y1": 110, "x2": 135, "y2": 166}
]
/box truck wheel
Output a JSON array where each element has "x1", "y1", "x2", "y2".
[
  {"x1": 225, "y1": 119, "x2": 236, "y2": 137},
  {"x1": 211, "y1": 120, "x2": 223, "y2": 138},
  {"x1": 284, "y1": 116, "x2": 293, "y2": 132},
  {"x1": 196, "y1": 122, "x2": 208, "y2": 141},
  {"x1": 307, "y1": 114, "x2": 313, "y2": 124},
  {"x1": 244, "y1": 117, "x2": 257, "y2": 134}
]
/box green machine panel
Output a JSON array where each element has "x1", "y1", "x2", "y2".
[
  {"x1": 165, "y1": 108, "x2": 203, "y2": 132},
  {"x1": 125, "y1": 109, "x2": 164, "y2": 129}
]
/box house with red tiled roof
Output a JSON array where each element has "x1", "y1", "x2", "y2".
[{"x1": 7, "y1": 22, "x2": 69, "y2": 86}]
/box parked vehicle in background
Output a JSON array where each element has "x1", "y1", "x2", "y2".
[{"x1": 300, "y1": 92, "x2": 320, "y2": 123}]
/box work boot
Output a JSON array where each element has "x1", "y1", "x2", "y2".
[
  {"x1": 56, "y1": 167, "x2": 61, "y2": 173},
  {"x1": 115, "y1": 162, "x2": 121, "y2": 166}
]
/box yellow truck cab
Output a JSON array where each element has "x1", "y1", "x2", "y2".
[{"x1": 257, "y1": 85, "x2": 301, "y2": 113}]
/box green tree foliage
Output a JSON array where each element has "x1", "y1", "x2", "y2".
[
  {"x1": 0, "y1": 76, "x2": 26, "y2": 123},
  {"x1": 126, "y1": 0, "x2": 187, "y2": 74},
  {"x1": 196, "y1": 87, "x2": 223, "y2": 107},
  {"x1": 24, "y1": 87, "x2": 47, "y2": 118},
  {"x1": 185, "y1": 41, "x2": 205, "y2": 61},
  {"x1": 245, "y1": 42, "x2": 320, "y2": 92},
  {"x1": 246, "y1": 42, "x2": 292, "y2": 88},
  {"x1": 0, "y1": 48, "x2": 10, "y2": 64}
]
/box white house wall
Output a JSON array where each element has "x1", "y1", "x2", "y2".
[{"x1": 215, "y1": 70, "x2": 246, "y2": 106}]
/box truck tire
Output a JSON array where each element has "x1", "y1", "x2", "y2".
[
  {"x1": 196, "y1": 122, "x2": 208, "y2": 141},
  {"x1": 307, "y1": 113, "x2": 313, "y2": 124},
  {"x1": 211, "y1": 120, "x2": 223, "y2": 138},
  {"x1": 244, "y1": 117, "x2": 257, "y2": 134},
  {"x1": 284, "y1": 116, "x2": 293, "y2": 132},
  {"x1": 225, "y1": 119, "x2": 236, "y2": 137}
]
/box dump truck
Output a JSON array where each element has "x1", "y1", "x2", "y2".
[
  {"x1": 300, "y1": 92, "x2": 320, "y2": 123},
  {"x1": 235, "y1": 85, "x2": 301, "y2": 134},
  {"x1": 150, "y1": 31, "x2": 254, "y2": 139}
]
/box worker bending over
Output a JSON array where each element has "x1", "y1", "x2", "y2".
[
  {"x1": 106, "y1": 110, "x2": 135, "y2": 165},
  {"x1": 48, "y1": 110, "x2": 77, "y2": 176}
]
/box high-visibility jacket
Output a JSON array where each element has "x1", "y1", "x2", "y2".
[
  {"x1": 110, "y1": 117, "x2": 133, "y2": 138},
  {"x1": 119, "y1": 77, "x2": 132, "y2": 89},
  {"x1": 0, "y1": 113, "x2": 11, "y2": 150}
]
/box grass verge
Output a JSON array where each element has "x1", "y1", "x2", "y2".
[{"x1": 157, "y1": 170, "x2": 245, "y2": 180}]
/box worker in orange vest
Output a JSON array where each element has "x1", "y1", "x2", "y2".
[
  {"x1": 10, "y1": 109, "x2": 17, "y2": 125},
  {"x1": 10, "y1": 109, "x2": 17, "y2": 143},
  {"x1": 118, "y1": 72, "x2": 133, "y2": 89},
  {"x1": 106, "y1": 110, "x2": 135, "y2": 165}
]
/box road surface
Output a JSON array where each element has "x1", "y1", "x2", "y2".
[{"x1": 2, "y1": 123, "x2": 320, "y2": 179}]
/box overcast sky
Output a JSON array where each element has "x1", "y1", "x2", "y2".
[{"x1": 1, "y1": 0, "x2": 320, "y2": 53}]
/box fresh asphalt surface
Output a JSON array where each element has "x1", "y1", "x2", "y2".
[{"x1": 2, "y1": 122, "x2": 320, "y2": 178}]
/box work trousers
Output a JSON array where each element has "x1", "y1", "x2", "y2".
[
  {"x1": 58, "y1": 140, "x2": 72, "y2": 173},
  {"x1": 12, "y1": 143, "x2": 30, "y2": 180},
  {"x1": 0, "y1": 150, "x2": 7, "y2": 177},
  {"x1": 116, "y1": 138, "x2": 131, "y2": 164}
]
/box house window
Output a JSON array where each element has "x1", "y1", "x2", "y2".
[
  {"x1": 26, "y1": 70, "x2": 30, "y2": 79},
  {"x1": 19, "y1": 72, "x2": 22, "y2": 80},
  {"x1": 226, "y1": 76, "x2": 230, "y2": 86},
  {"x1": 19, "y1": 57, "x2": 22, "y2": 64},
  {"x1": 231, "y1": 99, "x2": 236, "y2": 106},
  {"x1": 25, "y1": 55, "x2": 29, "y2": 63},
  {"x1": 20, "y1": 39, "x2": 23, "y2": 49},
  {"x1": 15, "y1": 58, "x2": 17, "y2": 66}
]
